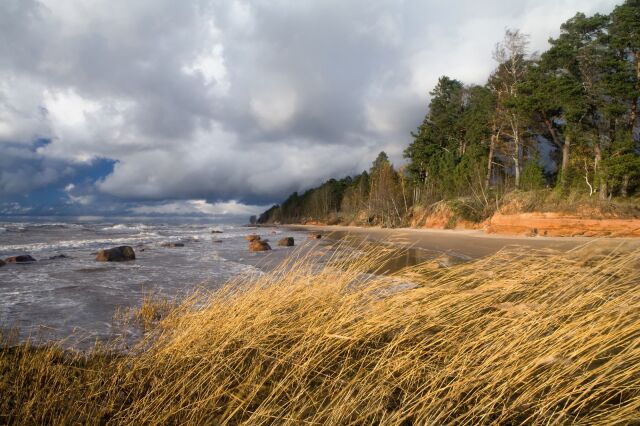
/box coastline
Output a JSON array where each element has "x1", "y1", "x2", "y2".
[{"x1": 282, "y1": 223, "x2": 640, "y2": 259}]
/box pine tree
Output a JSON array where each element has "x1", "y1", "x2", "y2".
[
  {"x1": 610, "y1": 0, "x2": 640, "y2": 130},
  {"x1": 546, "y1": 13, "x2": 615, "y2": 197}
]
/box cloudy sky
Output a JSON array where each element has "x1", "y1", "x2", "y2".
[{"x1": 0, "y1": 0, "x2": 620, "y2": 220}]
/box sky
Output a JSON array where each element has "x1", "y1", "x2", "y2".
[{"x1": 0, "y1": 0, "x2": 622, "y2": 221}]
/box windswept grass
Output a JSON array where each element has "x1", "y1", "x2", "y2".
[{"x1": 1, "y1": 243, "x2": 640, "y2": 424}]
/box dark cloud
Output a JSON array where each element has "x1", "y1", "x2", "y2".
[{"x1": 0, "y1": 0, "x2": 621, "y2": 215}]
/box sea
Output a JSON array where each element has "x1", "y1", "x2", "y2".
[{"x1": 0, "y1": 218, "x2": 313, "y2": 347}]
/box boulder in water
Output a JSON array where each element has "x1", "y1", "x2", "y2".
[
  {"x1": 49, "y1": 254, "x2": 69, "y2": 260},
  {"x1": 249, "y1": 240, "x2": 271, "y2": 252},
  {"x1": 308, "y1": 233, "x2": 322, "y2": 240},
  {"x1": 161, "y1": 242, "x2": 185, "y2": 248},
  {"x1": 5, "y1": 255, "x2": 37, "y2": 263},
  {"x1": 277, "y1": 237, "x2": 295, "y2": 247},
  {"x1": 0, "y1": 259, "x2": 5, "y2": 267},
  {"x1": 245, "y1": 234, "x2": 261, "y2": 242},
  {"x1": 95, "y1": 246, "x2": 136, "y2": 262},
  {"x1": 211, "y1": 230, "x2": 223, "y2": 234}
]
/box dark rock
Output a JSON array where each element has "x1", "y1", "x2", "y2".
[
  {"x1": 211, "y1": 230, "x2": 223, "y2": 234},
  {"x1": 249, "y1": 240, "x2": 271, "y2": 252},
  {"x1": 0, "y1": 259, "x2": 5, "y2": 267},
  {"x1": 308, "y1": 233, "x2": 322, "y2": 240},
  {"x1": 161, "y1": 242, "x2": 185, "y2": 248},
  {"x1": 277, "y1": 237, "x2": 295, "y2": 247},
  {"x1": 49, "y1": 254, "x2": 69, "y2": 260},
  {"x1": 95, "y1": 246, "x2": 136, "y2": 262},
  {"x1": 245, "y1": 234, "x2": 261, "y2": 242},
  {"x1": 212, "y1": 239, "x2": 223, "y2": 243},
  {"x1": 5, "y1": 255, "x2": 37, "y2": 263}
]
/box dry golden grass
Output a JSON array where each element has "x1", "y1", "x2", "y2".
[
  {"x1": 1, "y1": 243, "x2": 640, "y2": 424},
  {"x1": 113, "y1": 292, "x2": 180, "y2": 333}
]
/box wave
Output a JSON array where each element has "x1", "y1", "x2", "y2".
[
  {"x1": 100, "y1": 224, "x2": 150, "y2": 232},
  {"x1": 32, "y1": 223, "x2": 82, "y2": 228},
  {"x1": 0, "y1": 232, "x2": 162, "y2": 253},
  {"x1": 0, "y1": 223, "x2": 90, "y2": 233},
  {"x1": 0, "y1": 224, "x2": 27, "y2": 232}
]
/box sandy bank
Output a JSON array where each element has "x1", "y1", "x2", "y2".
[{"x1": 406, "y1": 203, "x2": 640, "y2": 238}]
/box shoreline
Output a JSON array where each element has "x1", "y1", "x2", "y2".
[{"x1": 282, "y1": 224, "x2": 640, "y2": 260}]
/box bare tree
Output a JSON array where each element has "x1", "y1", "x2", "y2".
[{"x1": 490, "y1": 29, "x2": 531, "y2": 188}]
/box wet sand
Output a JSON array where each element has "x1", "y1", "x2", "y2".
[{"x1": 285, "y1": 224, "x2": 640, "y2": 261}]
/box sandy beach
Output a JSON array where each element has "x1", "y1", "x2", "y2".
[{"x1": 285, "y1": 224, "x2": 640, "y2": 259}]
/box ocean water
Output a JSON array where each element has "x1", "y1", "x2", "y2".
[{"x1": 0, "y1": 219, "x2": 312, "y2": 346}]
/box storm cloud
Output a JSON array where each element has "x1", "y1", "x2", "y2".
[{"x1": 0, "y1": 0, "x2": 620, "y2": 216}]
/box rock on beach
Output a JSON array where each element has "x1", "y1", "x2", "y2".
[
  {"x1": 4, "y1": 255, "x2": 37, "y2": 263},
  {"x1": 278, "y1": 237, "x2": 295, "y2": 247},
  {"x1": 96, "y1": 246, "x2": 136, "y2": 262},
  {"x1": 249, "y1": 240, "x2": 271, "y2": 251}
]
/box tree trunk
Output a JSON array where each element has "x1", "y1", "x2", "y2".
[
  {"x1": 584, "y1": 160, "x2": 594, "y2": 196},
  {"x1": 561, "y1": 135, "x2": 571, "y2": 180},
  {"x1": 542, "y1": 118, "x2": 572, "y2": 185},
  {"x1": 514, "y1": 152, "x2": 521, "y2": 188},
  {"x1": 621, "y1": 174, "x2": 630, "y2": 198},
  {"x1": 486, "y1": 125, "x2": 498, "y2": 189},
  {"x1": 599, "y1": 180, "x2": 608, "y2": 200},
  {"x1": 543, "y1": 118, "x2": 570, "y2": 179},
  {"x1": 512, "y1": 116, "x2": 522, "y2": 189},
  {"x1": 634, "y1": 53, "x2": 640, "y2": 128},
  {"x1": 459, "y1": 129, "x2": 467, "y2": 157},
  {"x1": 594, "y1": 144, "x2": 607, "y2": 200},
  {"x1": 514, "y1": 136, "x2": 522, "y2": 189},
  {"x1": 543, "y1": 118, "x2": 561, "y2": 147}
]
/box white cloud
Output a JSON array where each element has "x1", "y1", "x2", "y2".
[
  {"x1": 0, "y1": 202, "x2": 33, "y2": 215},
  {"x1": 0, "y1": 73, "x2": 51, "y2": 144},
  {"x1": 43, "y1": 89, "x2": 100, "y2": 127},
  {"x1": 182, "y1": 44, "x2": 229, "y2": 92},
  {"x1": 64, "y1": 182, "x2": 93, "y2": 205},
  {"x1": 129, "y1": 199, "x2": 268, "y2": 216}
]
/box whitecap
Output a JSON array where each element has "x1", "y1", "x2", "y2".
[
  {"x1": 101, "y1": 224, "x2": 149, "y2": 232},
  {"x1": 0, "y1": 233, "x2": 164, "y2": 253}
]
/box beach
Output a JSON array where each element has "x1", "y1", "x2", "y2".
[
  {"x1": 287, "y1": 224, "x2": 640, "y2": 259},
  {"x1": 3, "y1": 219, "x2": 640, "y2": 348}
]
